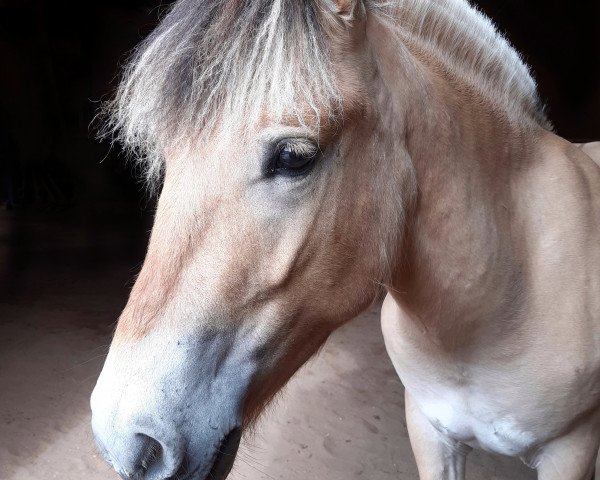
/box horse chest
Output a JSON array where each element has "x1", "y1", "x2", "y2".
[{"x1": 409, "y1": 382, "x2": 537, "y2": 456}]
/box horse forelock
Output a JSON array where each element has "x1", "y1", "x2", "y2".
[
  {"x1": 103, "y1": 0, "x2": 345, "y2": 189},
  {"x1": 103, "y1": 0, "x2": 551, "y2": 191}
]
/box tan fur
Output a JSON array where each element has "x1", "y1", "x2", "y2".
[{"x1": 368, "y1": 11, "x2": 600, "y2": 478}]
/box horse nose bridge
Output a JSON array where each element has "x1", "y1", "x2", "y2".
[
  {"x1": 114, "y1": 265, "x2": 183, "y2": 342},
  {"x1": 113, "y1": 222, "x2": 225, "y2": 343}
]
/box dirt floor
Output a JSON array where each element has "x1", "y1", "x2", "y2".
[{"x1": 0, "y1": 209, "x2": 597, "y2": 480}]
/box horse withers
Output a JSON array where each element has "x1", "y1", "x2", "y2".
[{"x1": 91, "y1": 1, "x2": 600, "y2": 479}]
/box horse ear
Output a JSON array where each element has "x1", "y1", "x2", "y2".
[{"x1": 323, "y1": 0, "x2": 364, "y2": 22}]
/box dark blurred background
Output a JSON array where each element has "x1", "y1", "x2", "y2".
[
  {"x1": 0, "y1": 0, "x2": 162, "y2": 212},
  {"x1": 0, "y1": 0, "x2": 598, "y2": 213}
]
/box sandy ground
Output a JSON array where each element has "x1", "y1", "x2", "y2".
[{"x1": 0, "y1": 209, "x2": 597, "y2": 480}]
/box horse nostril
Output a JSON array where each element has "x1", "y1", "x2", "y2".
[
  {"x1": 137, "y1": 434, "x2": 162, "y2": 472},
  {"x1": 110, "y1": 433, "x2": 183, "y2": 480},
  {"x1": 113, "y1": 434, "x2": 161, "y2": 479}
]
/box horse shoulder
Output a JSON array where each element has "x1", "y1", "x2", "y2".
[
  {"x1": 523, "y1": 133, "x2": 600, "y2": 266},
  {"x1": 577, "y1": 141, "x2": 600, "y2": 168},
  {"x1": 516, "y1": 132, "x2": 600, "y2": 400}
]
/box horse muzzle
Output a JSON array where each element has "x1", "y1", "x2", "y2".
[
  {"x1": 91, "y1": 419, "x2": 241, "y2": 480},
  {"x1": 90, "y1": 330, "x2": 255, "y2": 480}
]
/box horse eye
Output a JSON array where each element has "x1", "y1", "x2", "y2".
[{"x1": 270, "y1": 144, "x2": 317, "y2": 177}]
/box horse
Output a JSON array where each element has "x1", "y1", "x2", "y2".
[{"x1": 90, "y1": 1, "x2": 600, "y2": 479}]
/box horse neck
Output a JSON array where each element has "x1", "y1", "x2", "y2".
[{"x1": 373, "y1": 24, "x2": 545, "y2": 348}]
